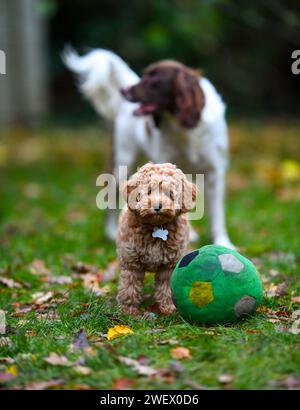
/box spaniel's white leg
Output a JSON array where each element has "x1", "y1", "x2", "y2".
[
  {"x1": 205, "y1": 169, "x2": 235, "y2": 249},
  {"x1": 105, "y1": 117, "x2": 138, "y2": 241}
]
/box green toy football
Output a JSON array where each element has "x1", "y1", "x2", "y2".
[{"x1": 171, "y1": 245, "x2": 263, "y2": 324}]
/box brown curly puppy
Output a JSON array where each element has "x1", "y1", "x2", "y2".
[{"x1": 117, "y1": 162, "x2": 197, "y2": 315}]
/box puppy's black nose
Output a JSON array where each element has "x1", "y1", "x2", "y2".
[{"x1": 153, "y1": 204, "x2": 162, "y2": 212}]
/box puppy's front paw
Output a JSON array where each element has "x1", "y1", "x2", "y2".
[
  {"x1": 158, "y1": 303, "x2": 176, "y2": 315},
  {"x1": 122, "y1": 306, "x2": 141, "y2": 315}
]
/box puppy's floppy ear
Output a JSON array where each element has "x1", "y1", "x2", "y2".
[
  {"x1": 173, "y1": 67, "x2": 205, "y2": 128},
  {"x1": 182, "y1": 180, "x2": 197, "y2": 212},
  {"x1": 120, "y1": 179, "x2": 136, "y2": 202}
]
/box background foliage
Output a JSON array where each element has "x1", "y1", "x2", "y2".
[{"x1": 45, "y1": 0, "x2": 300, "y2": 118}]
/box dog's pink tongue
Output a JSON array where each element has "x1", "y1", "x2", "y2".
[{"x1": 134, "y1": 104, "x2": 157, "y2": 116}]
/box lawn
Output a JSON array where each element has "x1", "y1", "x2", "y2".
[{"x1": 0, "y1": 119, "x2": 299, "y2": 390}]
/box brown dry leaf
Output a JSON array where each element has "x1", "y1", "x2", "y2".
[
  {"x1": 25, "y1": 379, "x2": 64, "y2": 390},
  {"x1": 246, "y1": 329, "x2": 261, "y2": 334},
  {"x1": 0, "y1": 357, "x2": 14, "y2": 364},
  {"x1": 291, "y1": 296, "x2": 300, "y2": 303},
  {"x1": 49, "y1": 276, "x2": 73, "y2": 284},
  {"x1": 102, "y1": 260, "x2": 118, "y2": 282},
  {"x1": 29, "y1": 259, "x2": 50, "y2": 276},
  {"x1": 170, "y1": 347, "x2": 192, "y2": 360},
  {"x1": 0, "y1": 277, "x2": 21, "y2": 289},
  {"x1": 265, "y1": 282, "x2": 288, "y2": 298},
  {"x1": 289, "y1": 319, "x2": 300, "y2": 335},
  {"x1": 269, "y1": 374, "x2": 300, "y2": 389},
  {"x1": 119, "y1": 356, "x2": 157, "y2": 377},
  {"x1": 291, "y1": 310, "x2": 300, "y2": 320},
  {"x1": 218, "y1": 374, "x2": 234, "y2": 384},
  {"x1": 0, "y1": 310, "x2": 6, "y2": 335},
  {"x1": 32, "y1": 291, "x2": 54, "y2": 305},
  {"x1": 112, "y1": 378, "x2": 135, "y2": 390},
  {"x1": 73, "y1": 365, "x2": 91, "y2": 376},
  {"x1": 82, "y1": 274, "x2": 111, "y2": 296},
  {"x1": 36, "y1": 311, "x2": 60, "y2": 321},
  {"x1": 158, "y1": 339, "x2": 179, "y2": 345},
  {"x1": 12, "y1": 306, "x2": 33, "y2": 317},
  {"x1": 44, "y1": 353, "x2": 73, "y2": 367},
  {"x1": 0, "y1": 337, "x2": 12, "y2": 347},
  {"x1": 71, "y1": 262, "x2": 99, "y2": 275}
]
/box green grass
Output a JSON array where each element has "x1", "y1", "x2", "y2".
[{"x1": 0, "y1": 119, "x2": 300, "y2": 390}]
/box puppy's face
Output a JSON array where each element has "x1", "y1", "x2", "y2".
[
  {"x1": 121, "y1": 61, "x2": 204, "y2": 128},
  {"x1": 122, "y1": 163, "x2": 197, "y2": 225}
]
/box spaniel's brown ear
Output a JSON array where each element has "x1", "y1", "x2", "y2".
[{"x1": 173, "y1": 68, "x2": 205, "y2": 128}]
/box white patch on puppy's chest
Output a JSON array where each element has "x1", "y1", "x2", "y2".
[{"x1": 152, "y1": 226, "x2": 169, "y2": 241}]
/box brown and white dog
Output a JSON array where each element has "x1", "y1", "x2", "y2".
[{"x1": 63, "y1": 48, "x2": 234, "y2": 249}]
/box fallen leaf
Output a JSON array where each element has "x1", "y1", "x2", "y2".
[
  {"x1": 218, "y1": 374, "x2": 234, "y2": 384},
  {"x1": 269, "y1": 269, "x2": 279, "y2": 277},
  {"x1": 269, "y1": 374, "x2": 300, "y2": 389},
  {"x1": 112, "y1": 378, "x2": 135, "y2": 390},
  {"x1": 0, "y1": 277, "x2": 21, "y2": 289},
  {"x1": 280, "y1": 160, "x2": 300, "y2": 181},
  {"x1": 36, "y1": 311, "x2": 59, "y2": 321},
  {"x1": 158, "y1": 339, "x2": 179, "y2": 345},
  {"x1": 289, "y1": 319, "x2": 300, "y2": 335},
  {"x1": 107, "y1": 325, "x2": 133, "y2": 341},
  {"x1": 25, "y1": 379, "x2": 64, "y2": 390},
  {"x1": 12, "y1": 306, "x2": 33, "y2": 316},
  {"x1": 6, "y1": 365, "x2": 18, "y2": 377},
  {"x1": 0, "y1": 372, "x2": 15, "y2": 384},
  {"x1": 246, "y1": 329, "x2": 261, "y2": 334},
  {"x1": 170, "y1": 347, "x2": 192, "y2": 360},
  {"x1": 119, "y1": 356, "x2": 157, "y2": 376},
  {"x1": 169, "y1": 361, "x2": 184, "y2": 373},
  {"x1": 71, "y1": 262, "x2": 99, "y2": 275},
  {"x1": 0, "y1": 337, "x2": 12, "y2": 347},
  {"x1": 82, "y1": 274, "x2": 111, "y2": 296},
  {"x1": 49, "y1": 276, "x2": 73, "y2": 285},
  {"x1": 32, "y1": 291, "x2": 54, "y2": 305},
  {"x1": 44, "y1": 353, "x2": 73, "y2": 367},
  {"x1": 29, "y1": 259, "x2": 50, "y2": 276},
  {"x1": 102, "y1": 260, "x2": 118, "y2": 282},
  {"x1": 291, "y1": 296, "x2": 300, "y2": 303},
  {"x1": 73, "y1": 365, "x2": 91, "y2": 376},
  {"x1": 291, "y1": 310, "x2": 300, "y2": 320},
  {"x1": 0, "y1": 310, "x2": 6, "y2": 335},
  {"x1": 0, "y1": 357, "x2": 14, "y2": 364},
  {"x1": 72, "y1": 329, "x2": 89, "y2": 350},
  {"x1": 265, "y1": 282, "x2": 288, "y2": 298}
]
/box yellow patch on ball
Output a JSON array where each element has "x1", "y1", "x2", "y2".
[{"x1": 189, "y1": 281, "x2": 214, "y2": 308}]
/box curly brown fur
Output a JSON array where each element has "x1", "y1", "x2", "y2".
[{"x1": 117, "y1": 162, "x2": 197, "y2": 315}]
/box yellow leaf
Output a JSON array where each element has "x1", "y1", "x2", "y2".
[
  {"x1": 6, "y1": 365, "x2": 18, "y2": 377},
  {"x1": 107, "y1": 325, "x2": 133, "y2": 341},
  {"x1": 280, "y1": 160, "x2": 300, "y2": 182},
  {"x1": 170, "y1": 347, "x2": 192, "y2": 360}
]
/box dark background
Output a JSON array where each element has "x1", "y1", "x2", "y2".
[{"x1": 47, "y1": 0, "x2": 300, "y2": 119}]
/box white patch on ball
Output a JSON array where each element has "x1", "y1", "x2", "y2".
[{"x1": 218, "y1": 253, "x2": 244, "y2": 273}]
